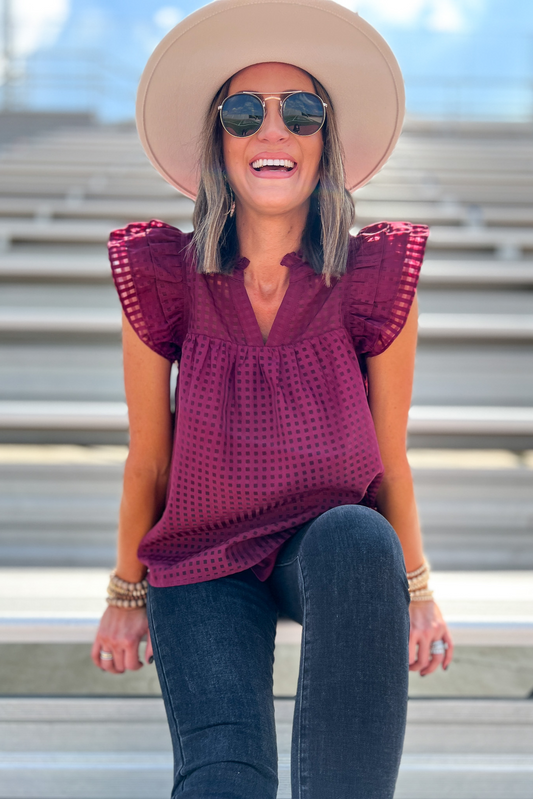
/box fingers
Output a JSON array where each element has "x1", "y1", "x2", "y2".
[
  {"x1": 95, "y1": 641, "x2": 142, "y2": 673},
  {"x1": 98, "y1": 646, "x2": 120, "y2": 674},
  {"x1": 145, "y1": 631, "x2": 154, "y2": 665},
  {"x1": 408, "y1": 634, "x2": 419, "y2": 670},
  {"x1": 91, "y1": 606, "x2": 149, "y2": 673},
  {"x1": 91, "y1": 639, "x2": 119, "y2": 673},
  {"x1": 112, "y1": 647, "x2": 126, "y2": 673},
  {"x1": 420, "y1": 651, "x2": 444, "y2": 676},
  {"x1": 413, "y1": 634, "x2": 431, "y2": 673},
  {"x1": 124, "y1": 641, "x2": 143, "y2": 671},
  {"x1": 409, "y1": 631, "x2": 454, "y2": 675},
  {"x1": 442, "y1": 629, "x2": 454, "y2": 670},
  {"x1": 91, "y1": 638, "x2": 105, "y2": 670}
]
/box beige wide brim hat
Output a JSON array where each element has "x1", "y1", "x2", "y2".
[{"x1": 136, "y1": 0, "x2": 404, "y2": 200}]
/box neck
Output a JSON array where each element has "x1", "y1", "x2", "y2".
[{"x1": 236, "y1": 201, "x2": 309, "y2": 286}]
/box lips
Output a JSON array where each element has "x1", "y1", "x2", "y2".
[
  {"x1": 248, "y1": 152, "x2": 298, "y2": 179},
  {"x1": 251, "y1": 157, "x2": 295, "y2": 171}
]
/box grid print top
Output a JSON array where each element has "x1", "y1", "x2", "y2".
[{"x1": 109, "y1": 220, "x2": 428, "y2": 587}]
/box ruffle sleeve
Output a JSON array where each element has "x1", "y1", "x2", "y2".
[
  {"x1": 345, "y1": 221, "x2": 429, "y2": 357},
  {"x1": 108, "y1": 220, "x2": 189, "y2": 362}
]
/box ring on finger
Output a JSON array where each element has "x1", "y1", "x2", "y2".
[
  {"x1": 429, "y1": 640, "x2": 448, "y2": 656},
  {"x1": 99, "y1": 651, "x2": 114, "y2": 661}
]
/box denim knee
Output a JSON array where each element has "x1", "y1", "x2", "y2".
[{"x1": 297, "y1": 505, "x2": 406, "y2": 586}]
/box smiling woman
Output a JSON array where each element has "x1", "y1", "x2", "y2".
[
  {"x1": 93, "y1": 1, "x2": 453, "y2": 797},
  {"x1": 193, "y1": 63, "x2": 354, "y2": 280}
]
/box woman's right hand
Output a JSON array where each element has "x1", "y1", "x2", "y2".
[{"x1": 91, "y1": 605, "x2": 153, "y2": 674}]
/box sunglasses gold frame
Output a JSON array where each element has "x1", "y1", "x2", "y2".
[{"x1": 218, "y1": 91, "x2": 327, "y2": 138}]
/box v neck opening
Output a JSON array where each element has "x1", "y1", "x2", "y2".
[
  {"x1": 242, "y1": 274, "x2": 292, "y2": 347},
  {"x1": 231, "y1": 251, "x2": 315, "y2": 347}
]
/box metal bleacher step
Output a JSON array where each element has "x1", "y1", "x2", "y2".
[
  {"x1": 355, "y1": 200, "x2": 533, "y2": 228},
  {"x1": 0, "y1": 308, "x2": 120, "y2": 334},
  {"x1": 1, "y1": 448, "x2": 532, "y2": 570},
  {"x1": 0, "y1": 401, "x2": 128, "y2": 430},
  {"x1": 0, "y1": 697, "x2": 531, "y2": 799},
  {"x1": 3, "y1": 308, "x2": 533, "y2": 340},
  {"x1": 357, "y1": 182, "x2": 533, "y2": 204},
  {"x1": 0, "y1": 196, "x2": 194, "y2": 222},
  {"x1": 1, "y1": 255, "x2": 532, "y2": 285},
  {"x1": 418, "y1": 260, "x2": 533, "y2": 286},
  {"x1": 418, "y1": 314, "x2": 533, "y2": 339},
  {"x1": 0, "y1": 567, "x2": 532, "y2": 702},
  {"x1": 1, "y1": 401, "x2": 532, "y2": 437},
  {"x1": 0, "y1": 252, "x2": 110, "y2": 280},
  {"x1": 2, "y1": 219, "x2": 533, "y2": 257},
  {"x1": 2, "y1": 568, "x2": 532, "y2": 647}
]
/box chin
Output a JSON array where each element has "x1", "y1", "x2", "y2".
[{"x1": 249, "y1": 194, "x2": 307, "y2": 215}]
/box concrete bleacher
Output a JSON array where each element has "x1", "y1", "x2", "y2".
[
  {"x1": 0, "y1": 115, "x2": 532, "y2": 797},
  {"x1": 0, "y1": 697, "x2": 530, "y2": 799}
]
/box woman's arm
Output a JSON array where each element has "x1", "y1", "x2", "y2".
[
  {"x1": 91, "y1": 312, "x2": 174, "y2": 673},
  {"x1": 367, "y1": 294, "x2": 422, "y2": 573},
  {"x1": 116, "y1": 313, "x2": 174, "y2": 582},
  {"x1": 366, "y1": 294, "x2": 454, "y2": 675}
]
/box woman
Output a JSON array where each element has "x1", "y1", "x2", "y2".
[{"x1": 93, "y1": 1, "x2": 453, "y2": 797}]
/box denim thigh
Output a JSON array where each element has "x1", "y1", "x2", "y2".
[
  {"x1": 268, "y1": 504, "x2": 411, "y2": 799},
  {"x1": 147, "y1": 569, "x2": 280, "y2": 799}
]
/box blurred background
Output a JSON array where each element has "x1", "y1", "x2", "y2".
[{"x1": 0, "y1": 2, "x2": 532, "y2": 798}]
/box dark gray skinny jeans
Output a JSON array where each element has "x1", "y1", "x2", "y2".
[{"x1": 147, "y1": 504, "x2": 411, "y2": 799}]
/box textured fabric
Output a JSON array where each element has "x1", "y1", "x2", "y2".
[
  {"x1": 108, "y1": 219, "x2": 428, "y2": 587},
  {"x1": 147, "y1": 505, "x2": 410, "y2": 798}
]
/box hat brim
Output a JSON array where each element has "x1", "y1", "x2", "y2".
[{"x1": 136, "y1": 0, "x2": 405, "y2": 200}]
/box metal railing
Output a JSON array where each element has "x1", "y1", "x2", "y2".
[
  {"x1": 1, "y1": 51, "x2": 533, "y2": 123},
  {"x1": 0, "y1": 51, "x2": 138, "y2": 118},
  {"x1": 406, "y1": 76, "x2": 533, "y2": 122}
]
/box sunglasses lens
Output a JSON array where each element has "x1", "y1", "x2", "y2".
[
  {"x1": 282, "y1": 92, "x2": 325, "y2": 135},
  {"x1": 221, "y1": 94, "x2": 263, "y2": 137}
]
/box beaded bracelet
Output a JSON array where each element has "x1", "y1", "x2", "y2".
[
  {"x1": 406, "y1": 559, "x2": 430, "y2": 581},
  {"x1": 406, "y1": 558, "x2": 432, "y2": 601},
  {"x1": 106, "y1": 569, "x2": 148, "y2": 610},
  {"x1": 409, "y1": 591, "x2": 434, "y2": 603},
  {"x1": 110, "y1": 570, "x2": 148, "y2": 593},
  {"x1": 107, "y1": 595, "x2": 147, "y2": 609},
  {"x1": 408, "y1": 572, "x2": 430, "y2": 592},
  {"x1": 409, "y1": 588, "x2": 434, "y2": 603}
]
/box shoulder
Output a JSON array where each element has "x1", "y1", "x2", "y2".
[
  {"x1": 108, "y1": 220, "x2": 194, "y2": 271},
  {"x1": 343, "y1": 221, "x2": 429, "y2": 357},
  {"x1": 346, "y1": 221, "x2": 429, "y2": 270},
  {"x1": 107, "y1": 220, "x2": 193, "y2": 361}
]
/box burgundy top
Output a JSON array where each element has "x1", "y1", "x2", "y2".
[{"x1": 108, "y1": 220, "x2": 428, "y2": 587}]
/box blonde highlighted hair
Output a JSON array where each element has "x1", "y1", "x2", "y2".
[{"x1": 190, "y1": 73, "x2": 355, "y2": 284}]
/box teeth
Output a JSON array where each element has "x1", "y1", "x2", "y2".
[{"x1": 251, "y1": 158, "x2": 295, "y2": 169}]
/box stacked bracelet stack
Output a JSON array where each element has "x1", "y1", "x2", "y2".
[
  {"x1": 106, "y1": 570, "x2": 148, "y2": 609},
  {"x1": 406, "y1": 559, "x2": 434, "y2": 603}
]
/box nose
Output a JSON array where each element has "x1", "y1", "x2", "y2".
[{"x1": 257, "y1": 97, "x2": 289, "y2": 143}]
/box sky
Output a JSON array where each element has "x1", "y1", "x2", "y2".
[{"x1": 2, "y1": 0, "x2": 533, "y2": 121}]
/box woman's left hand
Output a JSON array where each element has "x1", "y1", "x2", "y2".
[{"x1": 409, "y1": 600, "x2": 454, "y2": 676}]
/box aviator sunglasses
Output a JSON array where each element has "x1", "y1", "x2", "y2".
[{"x1": 219, "y1": 91, "x2": 327, "y2": 138}]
